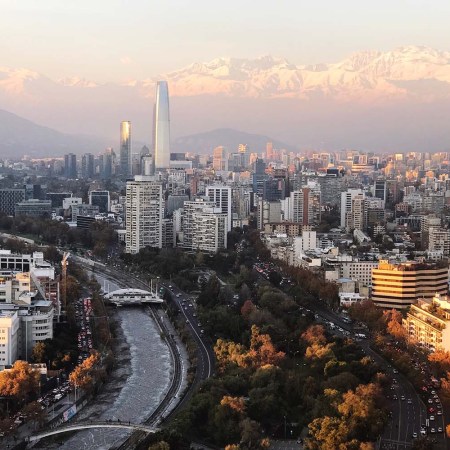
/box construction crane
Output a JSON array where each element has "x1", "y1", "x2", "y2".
[{"x1": 61, "y1": 252, "x2": 70, "y2": 312}]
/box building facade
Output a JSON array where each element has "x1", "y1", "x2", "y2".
[
  {"x1": 125, "y1": 177, "x2": 164, "y2": 253},
  {"x1": 371, "y1": 260, "x2": 449, "y2": 309}
]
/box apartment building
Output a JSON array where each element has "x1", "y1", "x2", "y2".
[{"x1": 403, "y1": 295, "x2": 450, "y2": 352}]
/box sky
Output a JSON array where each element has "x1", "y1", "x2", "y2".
[{"x1": 1, "y1": 0, "x2": 450, "y2": 81}]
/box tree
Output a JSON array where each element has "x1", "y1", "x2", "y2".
[
  {"x1": 69, "y1": 351, "x2": 100, "y2": 391},
  {"x1": 22, "y1": 401, "x2": 47, "y2": 428},
  {"x1": 148, "y1": 442, "x2": 170, "y2": 450},
  {"x1": 0, "y1": 360, "x2": 40, "y2": 406},
  {"x1": 32, "y1": 342, "x2": 46, "y2": 363},
  {"x1": 221, "y1": 396, "x2": 246, "y2": 414},
  {"x1": 384, "y1": 309, "x2": 407, "y2": 340},
  {"x1": 302, "y1": 325, "x2": 327, "y2": 346}
]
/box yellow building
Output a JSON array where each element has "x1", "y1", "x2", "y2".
[
  {"x1": 403, "y1": 295, "x2": 450, "y2": 352},
  {"x1": 371, "y1": 260, "x2": 449, "y2": 309}
]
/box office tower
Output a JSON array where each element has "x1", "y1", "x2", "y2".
[
  {"x1": 0, "y1": 189, "x2": 26, "y2": 216},
  {"x1": 81, "y1": 153, "x2": 95, "y2": 179},
  {"x1": 120, "y1": 121, "x2": 132, "y2": 176},
  {"x1": 125, "y1": 177, "x2": 164, "y2": 253},
  {"x1": 266, "y1": 142, "x2": 274, "y2": 160},
  {"x1": 372, "y1": 260, "x2": 448, "y2": 309},
  {"x1": 252, "y1": 158, "x2": 268, "y2": 196},
  {"x1": 213, "y1": 146, "x2": 228, "y2": 171},
  {"x1": 153, "y1": 81, "x2": 171, "y2": 168},
  {"x1": 238, "y1": 144, "x2": 249, "y2": 167},
  {"x1": 89, "y1": 191, "x2": 111, "y2": 213},
  {"x1": 374, "y1": 179, "x2": 387, "y2": 201},
  {"x1": 24, "y1": 184, "x2": 43, "y2": 201},
  {"x1": 141, "y1": 155, "x2": 155, "y2": 176},
  {"x1": 64, "y1": 153, "x2": 77, "y2": 178},
  {"x1": 206, "y1": 185, "x2": 232, "y2": 232},
  {"x1": 340, "y1": 189, "x2": 364, "y2": 228}
]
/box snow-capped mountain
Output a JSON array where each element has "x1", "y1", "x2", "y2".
[
  {"x1": 150, "y1": 46, "x2": 450, "y2": 100},
  {"x1": 2, "y1": 46, "x2": 450, "y2": 152}
]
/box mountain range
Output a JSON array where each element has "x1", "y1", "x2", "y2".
[{"x1": 2, "y1": 46, "x2": 450, "y2": 154}]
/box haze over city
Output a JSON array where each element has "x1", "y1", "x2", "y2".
[{"x1": 2, "y1": 1, "x2": 450, "y2": 153}]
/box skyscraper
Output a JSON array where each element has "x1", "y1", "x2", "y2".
[
  {"x1": 153, "y1": 81, "x2": 170, "y2": 169},
  {"x1": 120, "y1": 121, "x2": 132, "y2": 176},
  {"x1": 64, "y1": 153, "x2": 77, "y2": 178}
]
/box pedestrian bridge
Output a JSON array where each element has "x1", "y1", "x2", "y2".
[
  {"x1": 105, "y1": 288, "x2": 163, "y2": 305},
  {"x1": 28, "y1": 421, "x2": 158, "y2": 442}
]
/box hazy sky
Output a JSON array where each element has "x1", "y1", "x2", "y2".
[{"x1": 2, "y1": 0, "x2": 450, "y2": 81}]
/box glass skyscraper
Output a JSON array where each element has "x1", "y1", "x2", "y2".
[
  {"x1": 153, "y1": 81, "x2": 170, "y2": 168},
  {"x1": 120, "y1": 120, "x2": 132, "y2": 176}
]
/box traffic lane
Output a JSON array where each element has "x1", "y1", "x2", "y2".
[{"x1": 163, "y1": 284, "x2": 214, "y2": 378}]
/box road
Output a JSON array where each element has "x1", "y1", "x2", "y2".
[{"x1": 161, "y1": 281, "x2": 215, "y2": 382}]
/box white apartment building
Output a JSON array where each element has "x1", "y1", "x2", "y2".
[
  {"x1": 340, "y1": 189, "x2": 364, "y2": 228},
  {"x1": 191, "y1": 209, "x2": 228, "y2": 253},
  {"x1": 0, "y1": 310, "x2": 19, "y2": 369},
  {"x1": 206, "y1": 185, "x2": 232, "y2": 231},
  {"x1": 181, "y1": 199, "x2": 217, "y2": 249},
  {"x1": 429, "y1": 227, "x2": 450, "y2": 255},
  {"x1": 125, "y1": 176, "x2": 164, "y2": 253}
]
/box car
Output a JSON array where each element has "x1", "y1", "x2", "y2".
[
  {"x1": 193, "y1": 313, "x2": 197, "y2": 317},
  {"x1": 188, "y1": 303, "x2": 193, "y2": 307},
  {"x1": 407, "y1": 399, "x2": 412, "y2": 404},
  {"x1": 412, "y1": 432, "x2": 418, "y2": 438},
  {"x1": 393, "y1": 369, "x2": 398, "y2": 374},
  {"x1": 428, "y1": 399, "x2": 433, "y2": 404},
  {"x1": 438, "y1": 427, "x2": 443, "y2": 433},
  {"x1": 392, "y1": 395, "x2": 398, "y2": 400},
  {"x1": 168, "y1": 285, "x2": 173, "y2": 289},
  {"x1": 401, "y1": 395, "x2": 406, "y2": 401},
  {"x1": 430, "y1": 415, "x2": 435, "y2": 421},
  {"x1": 437, "y1": 410, "x2": 442, "y2": 415},
  {"x1": 430, "y1": 428, "x2": 436, "y2": 433},
  {"x1": 186, "y1": 319, "x2": 189, "y2": 324}
]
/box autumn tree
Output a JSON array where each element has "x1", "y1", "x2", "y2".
[
  {"x1": 69, "y1": 351, "x2": 101, "y2": 391},
  {"x1": 383, "y1": 309, "x2": 407, "y2": 341},
  {"x1": 428, "y1": 350, "x2": 450, "y2": 373},
  {"x1": 0, "y1": 360, "x2": 40, "y2": 406}
]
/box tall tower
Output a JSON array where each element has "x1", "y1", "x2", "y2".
[
  {"x1": 153, "y1": 81, "x2": 171, "y2": 169},
  {"x1": 120, "y1": 121, "x2": 132, "y2": 177}
]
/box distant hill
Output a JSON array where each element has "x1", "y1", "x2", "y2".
[
  {"x1": 0, "y1": 109, "x2": 108, "y2": 158},
  {"x1": 172, "y1": 128, "x2": 297, "y2": 154}
]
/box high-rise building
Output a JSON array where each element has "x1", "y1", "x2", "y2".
[
  {"x1": 213, "y1": 146, "x2": 227, "y2": 171},
  {"x1": 154, "y1": 81, "x2": 171, "y2": 169},
  {"x1": 374, "y1": 179, "x2": 387, "y2": 202},
  {"x1": 120, "y1": 121, "x2": 132, "y2": 177},
  {"x1": 238, "y1": 144, "x2": 249, "y2": 167},
  {"x1": 191, "y1": 210, "x2": 228, "y2": 253},
  {"x1": 340, "y1": 189, "x2": 364, "y2": 228},
  {"x1": 64, "y1": 153, "x2": 77, "y2": 178},
  {"x1": 285, "y1": 188, "x2": 321, "y2": 226},
  {"x1": 125, "y1": 176, "x2": 164, "y2": 253},
  {"x1": 371, "y1": 260, "x2": 449, "y2": 309},
  {"x1": 181, "y1": 199, "x2": 216, "y2": 249},
  {"x1": 206, "y1": 185, "x2": 232, "y2": 232},
  {"x1": 0, "y1": 189, "x2": 26, "y2": 216},
  {"x1": 266, "y1": 142, "x2": 274, "y2": 160},
  {"x1": 81, "y1": 153, "x2": 95, "y2": 179}
]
